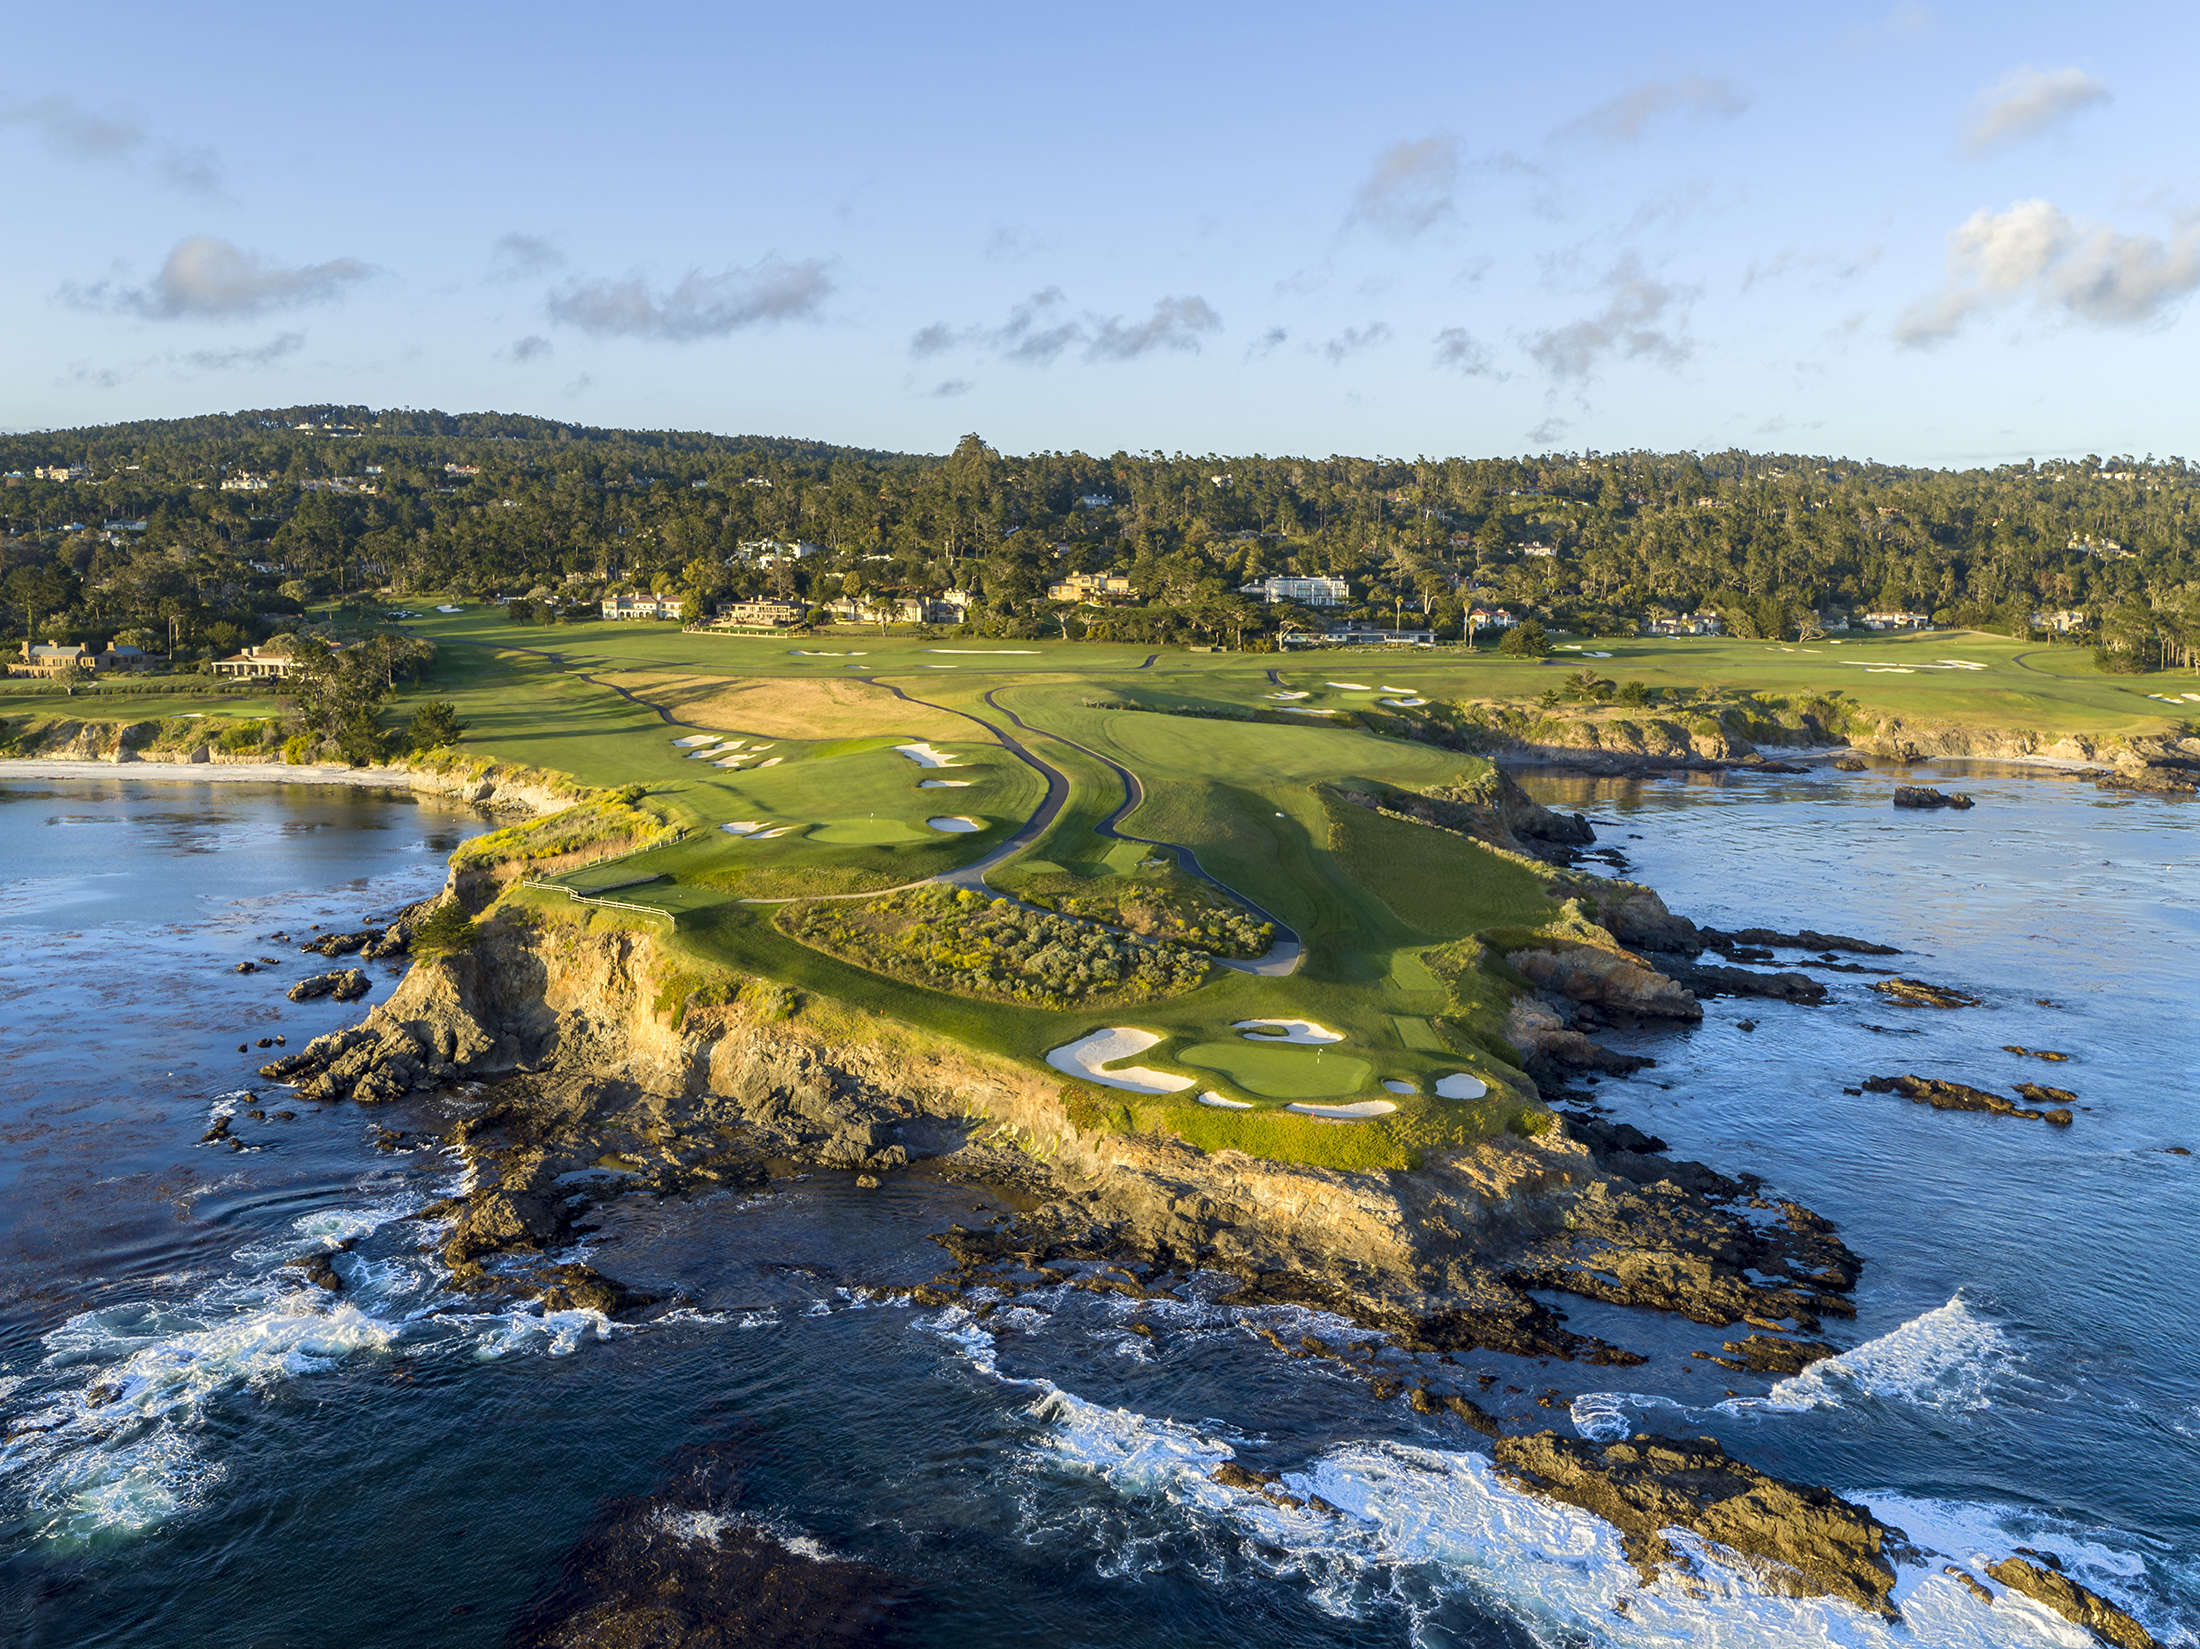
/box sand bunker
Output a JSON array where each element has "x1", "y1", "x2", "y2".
[
  {"x1": 672, "y1": 735, "x2": 718, "y2": 747},
  {"x1": 926, "y1": 648, "x2": 1038, "y2": 654},
  {"x1": 435, "y1": 604, "x2": 464, "y2": 612},
  {"x1": 1046, "y1": 1028, "x2": 1195, "y2": 1094},
  {"x1": 1382, "y1": 1079, "x2": 1416, "y2": 1094},
  {"x1": 1234, "y1": 1019, "x2": 1342, "y2": 1044},
  {"x1": 1197, "y1": 1094, "x2": 1254, "y2": 1109},
  {"x1": 1284, "y1": 707, "x2": 1340, "y2": 716},
  {"x1": 789, "y1": 650, "x2": 867, "y2": 656},
  {"x1": 927, "y1": 816, "x2": 982, "y2": 832},
  {"x1": 1265, "y1": 691, "x2": 1311, "y2": 700},
  {"x1": 1380, "y1": 697, "x2": 1428, "y2": 708},
  {"x1": 755, "y1": 757, "x2": 782, "y2": 768},
  {"x1": 721, "y1": 821, "x2": 770, "y2": 836},
  {"x1": 919, "y1": 779, "x2": 972, "y2": 788},
  {"x1": 895, "y1": 743, "x2": 964, "y2": 767},
  {"x1": 1285, "y1": 1100, "x2": 1397, "y2": 1120},
  {"x1": 1434, "y1": 1073, "x2": 1488, "y2": 1099},
  {"x1": 1325, "y1": 681, "x2": 1371, "y2": 690}
]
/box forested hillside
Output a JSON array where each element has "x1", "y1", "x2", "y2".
[{"x1": 3, "y1": 406, "x2": 2196, "y2": 669}]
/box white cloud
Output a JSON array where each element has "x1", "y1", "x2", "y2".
[
  {"x1": 71, "y1": 235, "x2": 375, "y2": 319},
  {"x1": 1964, "y1": 67, "x2": 2109, "y2": 152},
  {"x1": 1348, "y1": 135, "x2": 1462, "y2": 238},
  {"x1": 549, "y1": 256, "x2": 833, "y2": 341},
  {"x1": 1243, "y1": 325, "x2": 1289, "y2": 363},
  {"x1": 1322, "y1": 323, "x2": 1392, "y2": 364},
  {"x1": 1432, "y1": 327, "x2": 1497, "y2": 376},
  {"x1": 1554, "y1": 75, "x2": 1748, "y2": 144},
  {"x1": 1527, "y1": 417, "x2": 1569, "y2": 446},
  {"x1": 926, "y1": 378, "x2": 973, "y2": 398},
  {"x1": 490, "y1": 233, "x2": 564, "y2": 281},
  {"x1": 182, "y1": 332, "x2": 304, "y2": 371},
  {"x1": 506, "y1": 335, "x2": 553, "y2": 362},
  {"x1": 0, "y1": 92, "x2": 223, "y2": 195},
  {"x1": 1526, "y1": 259, "x2": 1696, "y2": 378},
  {"x1": 1897, "y1": 199, "x2": 2200, "y2": 344},
  {"x1": 913, "y1": 290, "x2": 1221, "y2": 365}
]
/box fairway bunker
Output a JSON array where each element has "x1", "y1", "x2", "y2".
[
  {"x1": 1045, "y1": 1028, "x2": 1194, "y2": 1094},
  {"x1": 1435, "y1": 1073, "x2": 1489, "y2": 1099},
  {"x1": 1383, "y1": 1079, "x2": 1417, "y2": 1094},
  {"x1": 1326, "y1": 681, "x2": 1372, "y2": 690},
  {"x1": 1197, "y1": 1094, "x2": 1254, "y2": 1109},
  {"x1": 1380, "y1": 697, "x2": 1429, "y2": 708},
  {"x1": 894, "y1": 743, "x2": 963, "y2": 767},
  {"x1": 671, "y1": 735, "x2": 718, "y2": 747},
  {"x1": 925, "y1": 648, "x2": 1038, "y2": 654},
  {"x1": 1285, "y1": 1100, "x2": 1397, "y2": 1121},
  {"x1": 919, "y1": 779, "x2": 972, "y2": 788},
  {"x1": 926, "y1": 816, "x2": 982, "y2": 832},
  {"x1": 720, "y1": 821, "x2": 776, "y2": 837},
  {"x1": 1265, "y1": 691, "x2": 1311, "y2": 700},
  {"x1": 1234, "y1": 1018, "x2": 1342, "y2": 1044}
]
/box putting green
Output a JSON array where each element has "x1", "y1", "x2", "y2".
[
  {"x1": 1177, "y1": 1040, "x2": 1373, "y2": 1099},
  {"x1": 805, "y1": 817, "x2": 937, "y2": 844}
]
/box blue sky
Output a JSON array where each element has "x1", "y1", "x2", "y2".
[{"x1": 5, "y1": 1, "x2": 2196, "y2": 463}]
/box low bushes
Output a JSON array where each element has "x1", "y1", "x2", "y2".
[{"x1": 778, "y1": 885, "x2": 1211, "y2": 1009}]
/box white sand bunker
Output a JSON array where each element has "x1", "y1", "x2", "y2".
[
  {"x1": 754, "y1": 757, "x2": 782, "y2": 768},
  {"x1": 790, "y1": 650, "x2": 866, "y2": 656},
  {"x1": 1284, "y1": 707, "x2": 1340, "y2": 716},
  {"x1": 1326, "y1": 681, "x2": 1371, "y2": 690},
  {"x1": 721, "y1": 821, "x2": 771, "y2": 836},
  {"x1": 1265, "y1": 691, "x2": 1311, "y2": 700},
  {"x1": 1435, "y1": 1073, "x2": 1488, "y2": 1099},
  {"x1": 1046, "y1": 1028, "x2": 1194, "y2": 1094},
  {"x1": 672, "y1": 735, "x2": 718, "y2": 747},
  {"x1": 926, "y1": 648, "x2": 1037, "y2": 654},
  {"x1": 435, "y1": 604, "x2": 464, "y2": 612},
  {"x1": 1380, "y1": 697, "x2": 1428, "y2": 708},
  {"x1": 920, "y1": 779, "x2": 972, "y2": 788},
  {"x1": 927, "y1": 815, "x2": 982, "y2": 832},
  {"x1": 714, "y1": 757, "x2": 749, "y2": 768},
  {"x1": 1383, "y1": 1079, "x2": 1416, "y2": 1094},
  {"x1": 1234, "y1": 1018, "x2": 1342, "y2": 1044},
  {"x1": 1198, "y1": 1094, "x2": 1254, "y2": 1109},
  {"x1": 1286, "y1": 1100, "x2": 1397, "y2": 1120},
  {"x1": 896, "y1": 743, "x2": 963, "y2": 768}
]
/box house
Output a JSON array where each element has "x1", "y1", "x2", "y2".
[
  {"x1": 1283, "y1": 626, "x2": 1434, "y2": 646},
  {"x1": 33, "y1": 465, "x2": 84, "y2": 482},
  {"x1": 219, "y1": 473, "x2": 274, "y2": 491},
  {"x1": 211, "y1": 644, "x2": 328, "y2": 679},
  {"x1": 733, "y1": 539, "x2": 823, "y2": 565},
  {"x1": 602, "y1": 592, "x2": 683, "y2": 621},
  {"x1": 1047, "y1": 572, "x2": 1134, "y2": 603},
  {"x1": 445, "y1": 463, "x2": 480, "y2": 478},
  {"x1": 1859, "y1": 611, "x2": 1931, "y2": 631},
  {"x1": 1644, "y1": 612, "x2": 1721, "y2": 636},
  {"x1": 1239, "y1": 575, "x2": 1348, "y2": 607},
  {"x1": 12, "y1": 640, "x2": 157, "y2": 677},
  {"x1": 2070, "y1": 535, "x2": 2134, "y2": 560},
  {"x1": 1467, "y1": 606, "x2": 1519, "y2": 630},
  {"x1": 1074, "y1": 493, "x2": 1114, "y2": 509},
  {"x1": 711, "y1": 599, "x2": 809, "y2": 629},
  {"x1": 1518, "y1": 543, "x2": 1557, "y2": 559},
  {"x1": 2031, "y1": 609, "x2": 2089, "y2": 634},
  {"x1": 926, "y1": 591, "x2": 973, "y2": 623}
]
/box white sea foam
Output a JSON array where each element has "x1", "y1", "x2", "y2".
[{"x1": 1751, "y1": 1294, "x2": 2012, "y2": 1415}]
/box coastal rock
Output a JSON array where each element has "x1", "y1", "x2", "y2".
[
  {"x1": 1493, "y1": 1431, "x2": 1905, "y2": 1619},
  {"x1": 506, "y1": 1445, "x2": 908, "y2": 1648},
  {"x1": 1506, "y1": 997, "x2": 1653, "y2": 1075},
  {"x1": 2002, "y1": 1044, "x2": 2071, "y2": 1061},
  {"x1": 286, "y1": 968, "x2": 370, "y2": 1003},
  {"x1": 1984, "y1": 1556, "x2": 2158, "y2": 1648},
  {"x1": 1699, "y1": 925, "x2": 1898, "y2": 958},
  {"x1": 1692, "y1": 1333, "x2": 1838, "y2": 1374},
  {"x1": 1831, "y1": 756, "x2": 1868, "y2": 771},
  {"x1": 1870, "y1": 977, "x2": 1981, "y2": 1010},
  {"x1": 1505, "y1": 942, "x2": 1703, "y2": 1020},
  {"x1": 1892, "y1": 787, "x2": 1976, "y2": 810},
  {"x1": 301, "y1": 928, "x2": 380, "y2": 958},
  {"x1": 1656, "y1": 957, "x2": 1828, "y2": 1003},
  {"x1": 1860, "y1": 1074, "x2": 2073, "y2": 1125},
  {"x1": 2014, "y1": 1081, "x2": 2079, "y2": 1109}
]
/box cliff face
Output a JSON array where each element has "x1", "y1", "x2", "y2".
[{"x1": 265, "y1": 906, "x2": 1860, "y2": 1365}]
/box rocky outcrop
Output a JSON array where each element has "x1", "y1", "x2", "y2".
[
  {"x1": 506, "y1": 1443, "x2": 908, "y2": 1649},
  {"x1": 1860, "y1": 1074, "x2": 2073, "y2": 1125},
  {"x1": 1893, "y1": 786, "x2": 1975, "y2": 809},
  {"x1": 1493, "y1": 1432, "x2": 1906, "y2": 1619},
  {"x1": 1984, "y1": 1555, "x2": 2158, "y2": 1648},
  {"x1": 1870, "y1": 977, "x2": 1981, "y2": 1009},
  {"x1": 1504, "y1": 941, "x2": 1703, "y2": 1020},
  {"x1": 286, "y1": 968, "x2": 369, "y2": 1003},
  {"x1": 1693, "y1": 1333, "x2": 1838, "y2": 1374}
]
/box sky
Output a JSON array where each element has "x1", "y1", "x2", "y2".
[{"x1": 4, "y1": 0, "x2": 2197, "y2": 465}]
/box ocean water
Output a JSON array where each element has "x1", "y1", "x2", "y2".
[{"x1": 0, "y1": 762, "x2": 2194, "y2": 1647}]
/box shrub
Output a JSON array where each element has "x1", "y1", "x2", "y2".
[
  {"x1": 282, "y1": 732, "x2": 316, "y2": 764},
  {"x1": 405, "y1": 700, "x2": 467, "y2": 751},
  {"x1": 411, "y1": 902, "x2": 480, "y2": 958}
]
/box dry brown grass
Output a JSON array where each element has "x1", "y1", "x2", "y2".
[{"x1": 595, "y1": 672, "x2": 979, "y2": 741}]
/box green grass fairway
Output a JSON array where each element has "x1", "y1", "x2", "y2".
[{"x1": 1176, "y1": 1040, "x2": 1374, "y2": 1098}]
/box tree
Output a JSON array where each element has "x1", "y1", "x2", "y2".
[
  {"x1": 410, "y1": 900, "x2": 480, "y2": 959},
  {"x1": 1499, "y1": 618, "x2": 1550, "y2": 657},
  {"x1": 406, "y1": 700, "x2": 467, "y2": 751}
]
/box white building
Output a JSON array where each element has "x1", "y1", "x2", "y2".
[
  {"x1": 602, "y1": 593, "x2": 681, "y2": 620},
  {"x1": 1644, "y1": 612, "x2": 1722, "y2": 636},
  {"x1": 1239, "y1": 575, "x2": 1348, "y2": 607},
  {"x1": 1859, "y1": 611, "x2": 1932, "y2": 631},
  {"x1": 733, "y1": 539, "x2": 824, "y2": 565}
]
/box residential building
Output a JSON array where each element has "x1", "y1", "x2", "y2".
[
  {"x1": 1239, "y1": 574, "x2": 1349, "y2": 607},
  {"x1": 1518, "y1": 542, "x2": 1557, "y2": 558},
  {"x1": 711, "y1": 599, "x2": 808, "y2": 629},
  {"x1": 12, "y1": 640, "x2": 157, "y2": 677},
  {"x1": 1468, "y1": 606, "x2": 1520, "y2": 630},
  {"x1": 1047, "y1": 572, "x2": 1134, "y2": 603},
  {"x1": 220, "y1": 473, "x2": 273, "y2": 491},
  {"x1": 1644, "y1": 612, "x2": 1722, "y2": 636},
  {"x1": 33, "y1": 465, "x2": 84, "y2": 482},
  {"x1": 601, "y1": 593, "x2": 682, "y2": 621},
  {"x1": 1074, "y1": 493, "x2": 1113, "y2": 509},
  {"x1": 2031, "y1": 609, "x2": 2089, "y2": 634},
  {"x1": 1859, "y1": 611, "x2": 1932, "y2": 631},
  {"x1": 1280, "y1": 626, "x2": 1434, "y2": 647},
  {"x1": 733, "y1": 539, "x2": 823, "y2": 565},
  {"x1": 210, "y1": 644, "x2": 327, "y2": 679}
]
